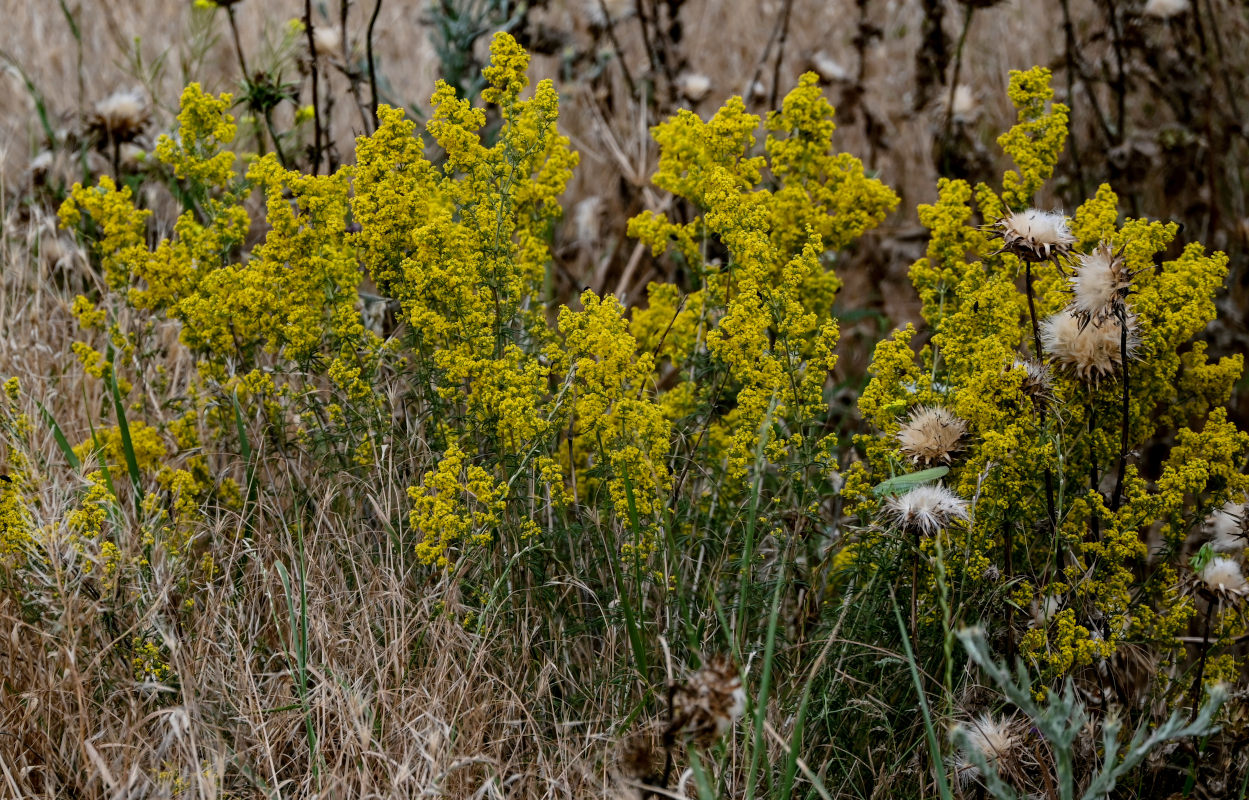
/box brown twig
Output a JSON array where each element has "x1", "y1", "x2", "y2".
[
  {"x1": 304, "y1": 0, "x2": 324, "y2": 175},
  {"x1": 596, "y1": 0, "x2": 638, "y2": 99},
  {"x1": 367, "y1": 0, "x2": 383, "y2": 128},
  {"x1": 767, "y1": 0, "x2": 795, "y2": 110},
  {"x1": 1110, "y1": 306, "x2": 1130, "y2": 512}
]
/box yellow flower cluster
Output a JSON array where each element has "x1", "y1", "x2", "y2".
[
  {"x1": 409, "y1": 442, "x2": 537, "y2": 566},
  {"x1": 630, "y1": 74, "x2": 896, "y2": 481},
  {"x1": 853, "y1": 66, "x2": 1249, "y2": 683},
  {"x1": 559, "y1": 291, "x2": 671, "y2": 554}
]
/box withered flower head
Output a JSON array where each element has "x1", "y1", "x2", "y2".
[
  {"x1": 1040, "y1": 308, "x2": 1139, "y2": 383},
  {"x1": 88, "y1": 89, "x2": 149, "y2": 144},
  {"x1": 1207, "y1": 499, "x2": 1248, "y2": 553},
  {"x1": 1142, "y1": 0, "x2": 1188, "y2": 19},
  {"x1": 676, "y1": 72, "x2": 713, "y2": 103},
  {"x1": 665, "y1": 655, "x2": 745, "y2": 746},
  {"x1": 1200, "y1": 556, "x2": 1249, "y2": 600},
  {"x1": 883, "y1": 484, "x2": 970, "y2": 537},
  {"x1": 897, "y1": 405, "x2": 967, "y2": 466},
  {"x1": 1012, "y1": 358, "x2": 1054, "y2": 410},
  {"x1": 1069, "y1": 242, "x2": 1135, "y2": 328},
  {"x1": 950, "y1": 712, "x2": 1019, "y2": 788},
  {"x1": 990, "y1": 208, "x2": 1076, "y2": 264}
]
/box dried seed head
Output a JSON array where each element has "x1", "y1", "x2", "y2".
[
  {"x1": 1143, "y1": 0, "x2": 1188, "y2": 18},
  {"x1": 954, "y1": 713, "x2": 1018, "y2": 765},
  {"x1": 1207, "y1": 500, "x2": 1248, "y2": 553},
  {"x1": 1013, "y1": 358, "x2": 1054, "y2": 410},
  {"x1": 88, "y1": 89, "x2": 149, "y2": 143},
  {"x1": 616, "y1": 730, "x2": 658, "y2": 781},
  {"x1": 883, "y1": 485, "x2": 969, "y2": 536},
  {"x1": 990, "y1": 209, "x2": 1076, "y2": 264},
  {"x1": 1040, "y1": 308, "x2": 1139, "y2": 383},
  {"x1": 1069, "y1": 242, "x2": 1134, "y2": 328},
  {"x1": 312, "y1": 24, "x2": 342, "y2": 57},
  {"x1": 676, "y1": 72, "x2": 713, "y2": 103},
  {"x1": 666, "y1": 656, "x2": 745, "y2": 746},
  {"x1": 896, "y1": 405, "x2": 967, "y2": 465},
  {"x1": 1200, "y1": 556, "x2": 1249, "y2": 599}
]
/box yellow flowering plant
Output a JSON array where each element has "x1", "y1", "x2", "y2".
[
  {"x1": 7, "y1": 28, "x2": 1247, "y2": 799},
  {"x1": 849, "y1": 67, "x2": 1249, "y2": 702}
]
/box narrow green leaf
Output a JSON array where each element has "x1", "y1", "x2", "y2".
[
  {"x1": 37, "y1": 401, "x2": 80, "y2": 470},
  {"x1": 872, "y1": 466, "x2": 950, "y2": 497}
]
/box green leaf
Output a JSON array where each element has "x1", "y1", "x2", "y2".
[{"x1": 872, "y1": 466, "x2": 949, "y2": 497}]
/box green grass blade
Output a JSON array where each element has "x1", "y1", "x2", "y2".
[
  {"x1": 892, "y1": 593, "x2": 953, "y2": 800},
  {"x1": 105, "y1": 349, "x2": 143, "y2": 507},
  {"x1": 37, "y1": 401, "x2": 80, "y2": 470}
]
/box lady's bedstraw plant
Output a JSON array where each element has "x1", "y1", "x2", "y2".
[
  {"x1": 849, "y1": 67, "x2": 1249, "y2": 703},
  {"x1": 629, "y1": 73, "x2": 897, "y2": 485}
]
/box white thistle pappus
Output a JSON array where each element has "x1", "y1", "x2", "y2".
[
  {"x1": 1068, "y1": 241, "x2": 1136, "y2": 329},
  {"x1": 988, "y1": 208, "x2": 1076, "y2": 265},
  {"x1": 1199, "y1": 556, "x2": 1249, "y2": 600},
  {"x1": 883, "y1": 484, "x2": 969, "y2": 536},
  {"x1": 1040, "y1": 308, "x2": 1139, "y2": 383}
]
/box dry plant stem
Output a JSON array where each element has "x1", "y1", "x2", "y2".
[
  {"x1": 767, "y1": 0, "x2": 795, "y2": 110},
  {"x1": 596, "y1": 0, "x2": 638, "y2": 98},
  {"x1": 941, "y1": 5, "x2": 975, "y2": 146},
  {"x1": 1188, "y1": 598, "x2": 1216, "y2": 723},
  {"x1": 340, "y1": 0, "x2": 373, "y2": 134},
  {"x1": 1089, "y1": 407, "x2": 1101, "y2": 542},
  {"x1": 1025, "y1": 261, "x2": 1059, "y2": 540},
  {"x1": 1058, "y1": 0, "x2": 1087, "y2": 200},
  {"x1": 1102, "y1": 0, "x2": 1127, "y2": 142},
  {"x1": 367, "y1": 0, "x2": 382, "y2": 128},
  {"x1": 1058, "y1": 0, "x2": 1113, "y2": 146},
  {"x1": 224, "y1": 5, "x2": 266, "y2": 158},
  {"x1": 1110, "y1": 307, "x2": 1129, "y2": 512},
  {"x1": 305, "y1": 0, "x2": 324, "y2": 175},
  {"x1": 910, "y1": 528, "x2": 920, "y2": 659},
  {"x1": 633, "y1": 0, "x2": 664, "y2": 100},
  {"x1": 225, "y1": 5, "x2": 250, "y2": 79},
  {"x1": 1004, "y1": 523, "x2": 1015, "y2": 664}
]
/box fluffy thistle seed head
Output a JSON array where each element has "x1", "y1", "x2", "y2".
[
  {"x1": 990, "y1": 208, "x2": 1076, "y2": 263},
  {"x1": 1069, "y1": 242, "x2": 1134, "y2": 328},
  {"x1": 666, "y1": 655, "x2": 745, "y2": 746},
  {"x1": 1040, "y1": 308, "x2": 1139, "y2": 383},
  {"x1": 88, "y1": 89, "x2": 149, "y2": 143},
  {"x1": 1207, "y1": 500, "x2": 1248, "y2": 553},
  {"x1": 950, "y1": 713, "x2": 1018, "y2": 787},
  {"x1": 1200, "y1": 556, "x2": 1249, "y2": 599},
  {"x1": 897, "y1": 405, "x2": 967, "y2": 465},
  {"x1": 883, "y1": 484, "x2": 969, "y2": 536},
  {"x1": 956, "y1": 713, "x2": 1018, "y2": 763}
]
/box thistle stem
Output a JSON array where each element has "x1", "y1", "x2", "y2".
[
  {"x1": 1111, "y1": 308, "x2": 1130, "y2": 511},
  {"x1": 911, "y1": 529, "x2": 921, "y2": 656},
  {"x1": 1025, "y1": 261, "x2": 1059, "y2": 549},
  {"x1": 1188, "y1": 597, "x2": 1216, "y2": 722}
]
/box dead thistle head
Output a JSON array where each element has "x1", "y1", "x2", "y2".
[
  {"x1": 988, "y1": 208, "x2": 1076, "y2": 265},
  {"x1": 665, "y1": 655, "x2": 745, "y2": 747}
]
